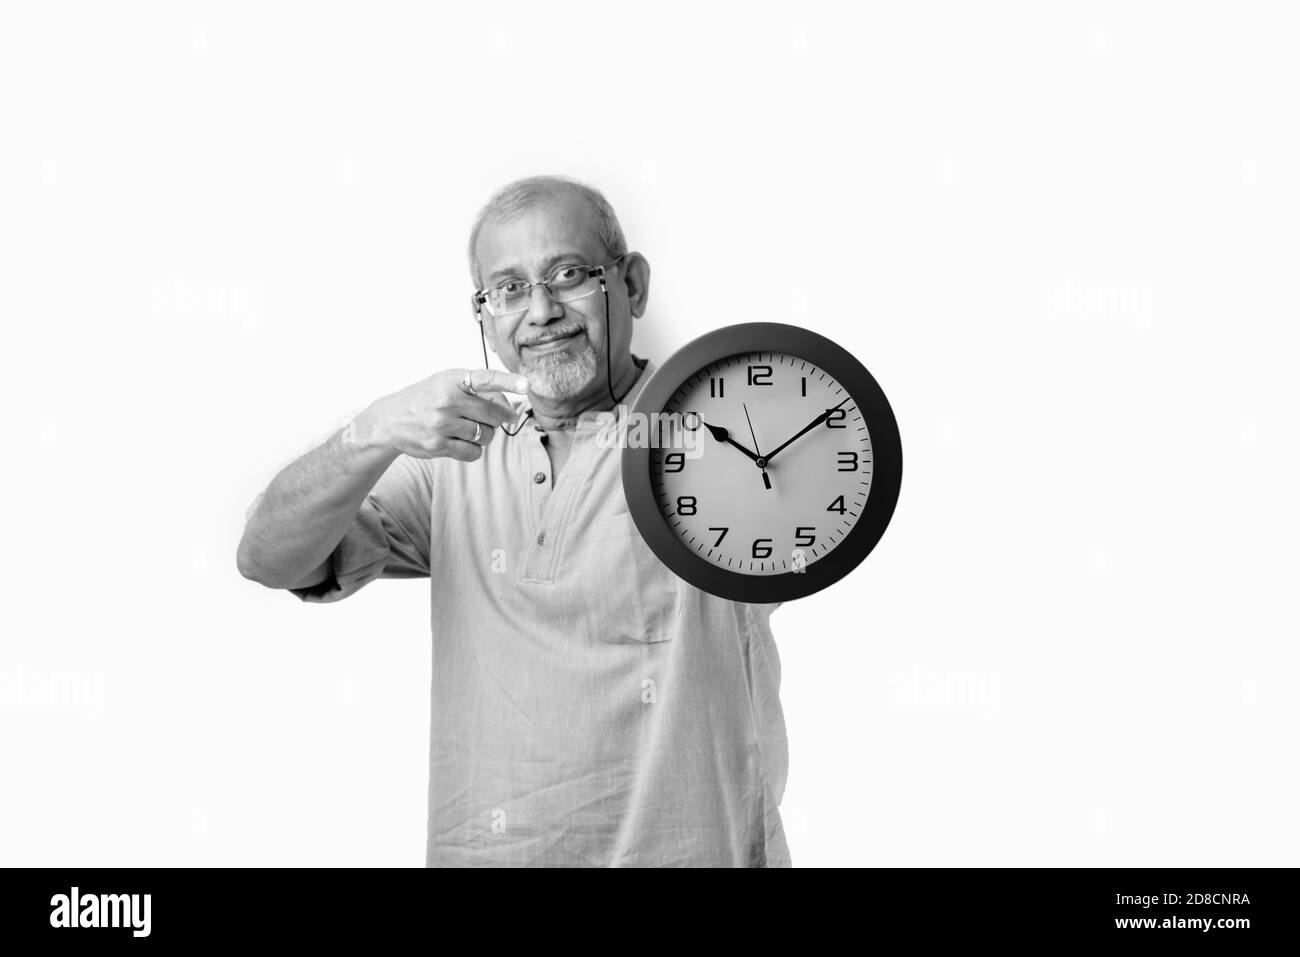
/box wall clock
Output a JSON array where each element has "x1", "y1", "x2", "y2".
[{"x1": 621, "y1": 322, "x2": 902, "y2": 603}]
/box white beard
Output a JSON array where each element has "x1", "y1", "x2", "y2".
[{"x1": 521, "y1": 342, "x2": 599, "y2": 399}]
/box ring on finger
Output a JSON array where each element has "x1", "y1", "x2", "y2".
[
  {"x1": 460, "y1": 371, "x2": 477, "y2": 395},
  {"x1": 472, "y1": 421, "x2": 483, "y2": 443}
]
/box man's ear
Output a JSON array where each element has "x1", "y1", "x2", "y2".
[{"x1": 621, "y1": 252, "x2": 651, "y2": 319}]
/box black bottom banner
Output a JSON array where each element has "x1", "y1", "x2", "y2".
[{"x1": 0, "y1": 866, "x2": 1292, "y2": 946}]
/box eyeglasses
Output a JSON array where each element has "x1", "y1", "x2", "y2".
[{"x1": 472, "y1": 255, "x2": 625, "y2": 320}]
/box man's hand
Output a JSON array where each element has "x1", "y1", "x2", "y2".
[
  {"x1": 237, "y1": 368, "x2": 528, "y2": 588},
  {"x1": 355, "y1": 368, "x2": 530, "y2": 461}
]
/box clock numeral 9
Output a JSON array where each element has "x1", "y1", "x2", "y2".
[
  {"x1": 752, "y1": 538, "x2": 773, "y2": 559},
  {"x1": 664, "y1": 452, "x2": 685, "y2": 473},
  {"x1": 837, "y1": 451, "x2": 859, "y2": 471},
  {"x1": 747, "y1": 365, "x2": 772, "y2": 386},
  {"x1": 795, "y1": 526, "x2": 816, "y2": 548},
  {"x1": 675, "y1": 495, "x2": 697, "y2": 516}
]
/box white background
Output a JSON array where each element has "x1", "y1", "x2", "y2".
[{"x1": 2, "y1": 2, "x2": 1296, "y2": 867}]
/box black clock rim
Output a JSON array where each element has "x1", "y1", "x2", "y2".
[{"x1": 621, "y1": 322, "x2": 903, "y2": 604}]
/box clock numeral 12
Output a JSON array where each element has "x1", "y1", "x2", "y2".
[{"x1": 747, "y1": 365, "x2": 772, "y2": 386}]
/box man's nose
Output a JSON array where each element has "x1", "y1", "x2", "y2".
[{"x1": 525, "y1": 283, "x2": 564, "y2": 324}]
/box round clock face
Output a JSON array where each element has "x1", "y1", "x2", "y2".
[
  {"x1": 656, "y1": 354, "x2": 871, "y2": 576},
  {"x1": 623, "y1": 323, "x2": 902, "y2": 603}
]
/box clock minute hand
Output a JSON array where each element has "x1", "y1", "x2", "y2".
[
  {"x1": 700, "y1": 421, "x2": 761, "y2": 463},
  {"x1": 763, "y1": 396, "x2": 852, "y2": 465}
]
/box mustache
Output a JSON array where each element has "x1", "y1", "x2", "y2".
[{"x1": 517, "y1": 324, "x2": 587, "y2": 347}]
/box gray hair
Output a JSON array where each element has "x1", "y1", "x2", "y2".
[{"x1": 467, "y1": 175, "x2": 628, "y2": 288}]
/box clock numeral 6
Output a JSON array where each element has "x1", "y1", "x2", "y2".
[
  {"x1": 675, "y1": 495, "x2": 697, "y2": 516},
  {"x1": 664, "y1": 452, "x2": 685, "y2": 473},
  {"x1": 747, "y1": 364, "x2": 772, "y2": 386},
  {"x1": 752, "y1": 538, "x2": 773, "y2": 559},
  {"x1": 837, "y1": 451, "x2": 859, "y2": 471},
  {"x1": 795, "y1": 526, "x2": 816, "y2": 548}
]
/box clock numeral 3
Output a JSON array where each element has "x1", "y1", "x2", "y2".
[{"x1": 837, "y1": 452, "x2": 859, "y2": 471}]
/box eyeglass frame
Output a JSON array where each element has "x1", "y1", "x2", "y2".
[{"x1": 470, "y1": 254, "x2": 628, "y2": 322}]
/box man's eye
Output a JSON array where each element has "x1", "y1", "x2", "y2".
[
  {"x1": 498, "y1": 281, "x2": 527, "y2": 296},
  {"x1": 552, "y1": 266, "x2": 583, "y2": 284}
]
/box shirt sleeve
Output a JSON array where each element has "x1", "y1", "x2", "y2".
[{"x1": 291, "y1": 454, "x2": 435, "y2": 603}]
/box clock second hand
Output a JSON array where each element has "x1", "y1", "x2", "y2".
[{"x1": 742, "y1": 402, "x2": 772, "y2": 491}]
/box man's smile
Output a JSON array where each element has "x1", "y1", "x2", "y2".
[{"x1": 521, "y1": 328, "x2": 586, "y2": 354}]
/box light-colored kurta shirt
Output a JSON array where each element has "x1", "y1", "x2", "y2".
[{"x1": 294, "y1": 356, "x2": 790, "y2": 866}]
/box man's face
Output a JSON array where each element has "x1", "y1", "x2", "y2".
[{"x1": 474, "y1": 191, "x2": 635, "y2": 400}]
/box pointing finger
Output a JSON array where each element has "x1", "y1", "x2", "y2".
[{"x1": 460, "y1": 368, "x2": 530, "y2": 395}]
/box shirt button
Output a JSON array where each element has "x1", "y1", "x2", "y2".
[
  {"x1": 537, "y1": 531, "x2": 546, "y2": 545},
  {"x1": 533, "y1": 472, "x2": 546, "y2": 484}
]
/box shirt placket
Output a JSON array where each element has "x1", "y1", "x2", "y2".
[{"x1": 519, "y1": 425, "x2": 595, "y2": 583}]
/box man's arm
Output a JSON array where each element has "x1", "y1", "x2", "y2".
[
  {"x1": 236, "y1": 422, "x2": 398, "y2": 590},
  {"x1": 236, "y1": 367, "x2": 528, "y2": 590}
]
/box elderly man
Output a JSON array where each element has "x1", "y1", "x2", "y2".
[{"x1": 237, "y1": 175, "x2": 789, "y2": 867}]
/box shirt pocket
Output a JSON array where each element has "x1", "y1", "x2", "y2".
[{"x1": 583, "y1": 509, "x2": 680, "y2": 644}]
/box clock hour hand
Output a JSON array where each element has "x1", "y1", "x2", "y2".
[
  {"x1": 762, "y1": 396, "x2": 852, "y2": 465},
  {"x1": 700, "y1": 421, "x2": 761, "y2": 463}
]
